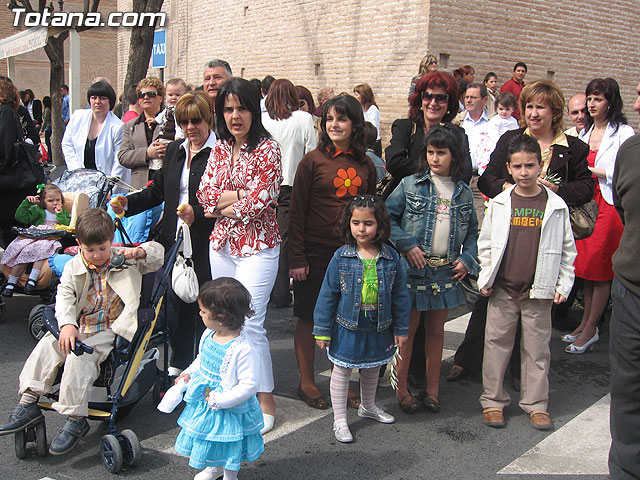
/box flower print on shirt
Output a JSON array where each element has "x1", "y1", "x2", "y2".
[
  {"x1": 333, "y1": 167, "x2": 362, "y2": 197},
  {"x1": 436, "y1": 192, "x2": 451, "y2": 224}
]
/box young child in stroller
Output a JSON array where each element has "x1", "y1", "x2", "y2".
[{"x1": 0, "y1": 208, "x2": 163, "y2": 455}]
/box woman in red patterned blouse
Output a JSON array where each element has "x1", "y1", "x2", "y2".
[{"x1": 196, "y1": 78, "x2": 282, "y2": 434}]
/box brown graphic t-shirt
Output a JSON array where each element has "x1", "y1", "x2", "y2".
[{"x1": 495, "y1": 189, "x2": 547, "y2": 299}]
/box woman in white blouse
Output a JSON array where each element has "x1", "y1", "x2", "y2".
[
  {"x1": 354, "y1": 83, "x2": 382, "y2": 156},
  {"x1": 62, "y1": 81, "x2": 130, "y2": 189},
  {"x1": 262, "y1": 79, "x2": 316, "y2": 306}
]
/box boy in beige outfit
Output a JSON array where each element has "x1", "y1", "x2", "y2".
[
  {"x1": 477, "y1": 135, "x2": 576, "y2": 431},
  {"x1": 0, "y1": 209, "x2": 163, "y2": 455}
]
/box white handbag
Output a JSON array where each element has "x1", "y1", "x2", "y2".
[{"x1": 171, "y1": 224, "x2": 199, "y2": 303}]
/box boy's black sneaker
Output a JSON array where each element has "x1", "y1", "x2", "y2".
[
  {"x1": 49, "y1": 417, "x2": 90, "y2": 455},
  {"x1": 0, "y1": 403, "x2": 43, "y2": 435}
]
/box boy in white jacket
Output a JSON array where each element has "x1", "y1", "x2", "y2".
[{"x1": 477, "y1": 135, "x2": 576, "y2": 431}]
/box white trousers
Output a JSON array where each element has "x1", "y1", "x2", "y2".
[{"x1": 209, "y1": 242, "x2": 279, "y2": 393}]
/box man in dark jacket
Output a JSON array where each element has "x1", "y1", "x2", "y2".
[{"x1": 609, "y1": 128, "x2": 640, "y2": 480}]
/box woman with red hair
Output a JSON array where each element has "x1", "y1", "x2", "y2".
[{"x1": 385, "y1": 72, "x2": 472, "y2": 195}]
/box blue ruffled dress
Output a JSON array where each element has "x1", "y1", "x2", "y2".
[{"x1": 174, "y1": 335, "x2": 264, "y2": 471}]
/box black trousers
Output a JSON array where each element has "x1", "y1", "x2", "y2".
[
  {"x1": 270, "y1": 186, "x2": 292, "y2": 305},
  {"x1": 165, "y1": 286, "x2": 205, "y2": 370},
  {"x1": 609, "y1": 277, "x2": 640, "y2": 480}
]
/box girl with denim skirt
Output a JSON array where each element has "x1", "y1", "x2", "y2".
[
  {"x1": 386, "y1": 125, "x2": 479, "y2": 414},
  {"x1": 313, "y1": 195, "x2": 411, "y2": 443}
]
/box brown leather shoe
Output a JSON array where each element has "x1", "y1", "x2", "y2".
[
  {"x1": 483, "y1": 408, "x2": 505, "y2": 428},
  {"x1": 446, "y1": 365, "x2": 467, "y2": 382},
  {"x1": 529, "y1": 410, "x2": 553, "y2": 431}
]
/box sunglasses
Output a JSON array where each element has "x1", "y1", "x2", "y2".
[
  {"x1": 421, "y1": 91, "x2": 449, "y2": 104},
  {"x1": 138, "y1": 90, "x2": 158, "y2": 99},
  {"x1": 177, "y1": 117, "x2": 203, "y2": 127}
]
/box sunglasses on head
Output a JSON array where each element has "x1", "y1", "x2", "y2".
[
  {"x1": 138, "y1": 90, "x2": 158, "y2": 99},
  {"x1": 177, "y1": 117, "x2": 203, "y2": 126},
  {"x1": 421, "y1": 91, "x2": 449, "y2": 104}
]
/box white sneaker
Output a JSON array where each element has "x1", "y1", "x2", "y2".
[
  {"x1": 194, "y1": 466, "x2": 223, "y2": 480},
  {"x1": 260, "y1": 413, "x2": 275, "y2": 435}
]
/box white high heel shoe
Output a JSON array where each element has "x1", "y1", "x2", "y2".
[
  {"x1": 565, "y1": 330, "x2": 599, "y2": 354},
  {"x1": 561, "y1": 327, "x2": 598, "y2": 344}
]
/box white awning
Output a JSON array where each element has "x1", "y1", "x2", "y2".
[{"x1": 0, "y1": 27, "x2": 49, "y2": 60}]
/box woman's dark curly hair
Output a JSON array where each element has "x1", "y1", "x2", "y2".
[
  {"x1": 418, "y1": 124, "x2": 467, "y2": 182},
  {"x1": 338, "y1": 194, "x2": 390, "y2": 246},
  {"x1": 198, "y1": 278, "x2": 254, "y2": 332},
  {"x1": 408, "y1": 72, "x2": 459, "y2": 127},
  {"x1": 584, "y1": 77, "x2": 628, "y2": 134},
  {"x1": 318, "y1": 94, "x2": 367, "y2": 163}
]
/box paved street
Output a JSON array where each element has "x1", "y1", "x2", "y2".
[{"x1": 0, "y1": 292, "x2": 611, "y2": 479}]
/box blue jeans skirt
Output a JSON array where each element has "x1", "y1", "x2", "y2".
[
  {"x1": 327, "y1": 309, "x2": 396, "y2": 369},
  {"x1": 405, "y1": 262, "x2": 466, "y2": 311}
]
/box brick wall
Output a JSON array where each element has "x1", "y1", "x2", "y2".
[
  {"x1": 116, "y1": 0, "x2": 640, "y2": 146},
  {"x1": 1, "y1": 1, "x2": 118, "y2": 100}
]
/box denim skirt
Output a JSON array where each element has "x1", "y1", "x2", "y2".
[
  {"x1": 327, "y1": 309, "x2": 396, "y2": 369},
  {"x1": 405, "y1": 261, "x2": 466, "y2": 312}
]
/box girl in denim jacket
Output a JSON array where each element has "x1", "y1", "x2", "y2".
[
  {"x1": 386, "y1": 125, "x2": 479, "y2": 414},
  {"x1": 313, "y1": 195, "x2": 410, "y2": 443}
]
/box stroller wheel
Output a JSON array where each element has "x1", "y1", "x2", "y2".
[
  {"x1": 101, "y1": 434, "x2": 123, "y2": 473},
  {"x1": 15, "y1": 429, "x2": 27, "y2": 459},
  {"x1": 35, "y1": 420, "x2": 48, "y2": 457},
  {"x1": 121, "y1": 429, "x2": 142, "y2": 467},
  {"x1": 28, "y1": 304, "x2": 47, "y2": 341}
]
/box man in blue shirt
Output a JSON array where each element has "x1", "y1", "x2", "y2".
[{"x1": 61, "y1": 84, "x2": 69, "y2": 130}]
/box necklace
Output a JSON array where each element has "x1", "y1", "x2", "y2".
[{"x1": 361, "y1": 257, "x2": 377, "y2": 271}]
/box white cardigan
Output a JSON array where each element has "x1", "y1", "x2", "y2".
[
  {"x1": 62, "y1": 109, "x2": 131, "y2": 189},
  {"x1": 579, "y1": 122, "x2": 635, "y2": 205},
  {"x1": 183, "y1": 329, "x2": 260, "y2": 410},
  {"x1": 477, "y1": 185, "x2": 577, "y2": 300}
]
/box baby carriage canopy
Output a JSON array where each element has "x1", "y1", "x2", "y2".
[{"x1": 55, "y1": 168, "x2": 115, "y2": 209}]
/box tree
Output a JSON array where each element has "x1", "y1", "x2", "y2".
[
  {"x1": 7, "y1": 0, "x2": 102, "y2": 165},
  {"x1": 122, "y1": 0, "x2": 164, "y2": 104}
]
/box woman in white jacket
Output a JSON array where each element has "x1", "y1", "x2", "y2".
[
  {"x1": 567, "y1": 78, "x2": 635, "y2": 354},
  {"x1": 62, "y1": 81, "x2": 130, "y2": 190}
]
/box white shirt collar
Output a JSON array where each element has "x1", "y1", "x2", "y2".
[
  {"x1": 179, "y1": 130, "x2": 217, "y2": 152},
  {"x1": 463, "y1": 109, "x2": 489, "y2": 125}
]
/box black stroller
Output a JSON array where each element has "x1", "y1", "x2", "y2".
[{"x1": 13, "y1": 228, "x2": 185, "y2": 473}]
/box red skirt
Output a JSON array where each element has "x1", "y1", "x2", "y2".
[{"x1": 574, "y1": 181, "x2": 623, "y2": 282}]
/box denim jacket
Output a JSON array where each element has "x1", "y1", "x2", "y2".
[
  {"x1": 313, "y1": 243, "x2": 411, "y2": 337},
  {"x1": 385, "y1": 171, "x2": 479, "y2": 276}
]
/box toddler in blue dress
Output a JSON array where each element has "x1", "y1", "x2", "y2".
[{"x1": 172, "y1": 277, "x2": 264, "y2": 480}]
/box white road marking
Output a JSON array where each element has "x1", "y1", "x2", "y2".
[
  {"x1": 498, "y1": 394, "x2": 611, "y2": 475},
  {"x1": 444, "y1": 312, "x2": 471, "y2": 334}
]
